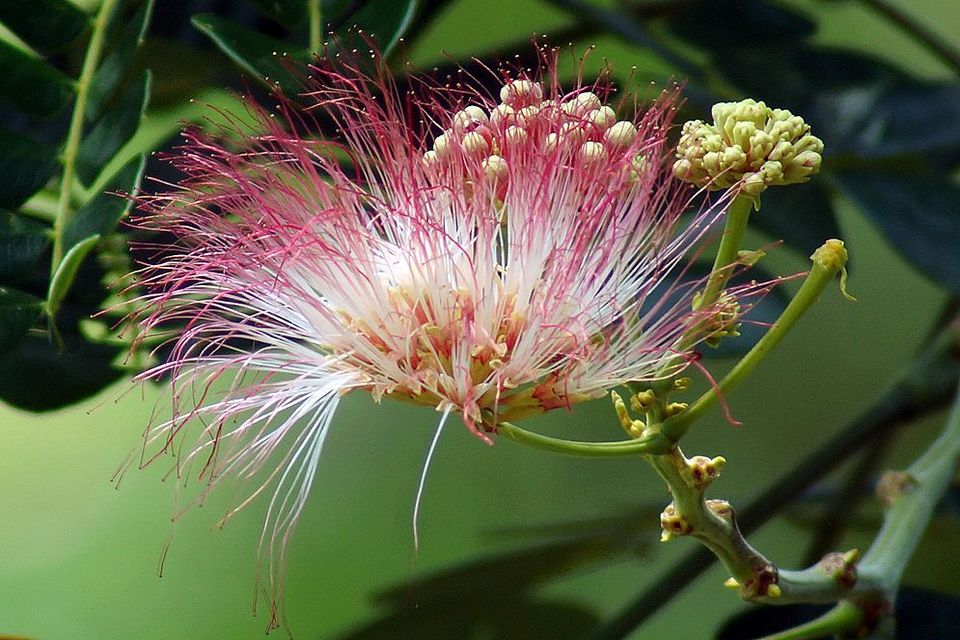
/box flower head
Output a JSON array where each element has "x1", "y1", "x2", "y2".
[
  {"x1": 129, "y1": 50, "x2": 773, "y2": 627},
  {"x1": 673, "y1": 98, "x2": 823, "y2": 198}
]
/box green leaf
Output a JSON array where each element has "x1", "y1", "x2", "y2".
[
  {"x1": 0, "y1": 127, "x2": 59, "y2": 209},
  {"x1": 247, "y1": 0, "x2": 308, "y2": 28},
  {"x1": 75, "y1": 70, "x2": 151, "y2": 186},
  {"x1": 753, "y1": 181, "x2": 841, "y2": 255},
  {"x1": 0, "y1": 0, "x2": 90, "y2": 54},
  {"x1": 86, "y1": 0, "x2": 154, "y2": 123},
  {"x1": 0, "y1": 287, "x2": 43, "y2": 357},
  {"x1": 64, "y1": 155, "x2": 144, "y2": 252},
  {"x1": 338, "y1": 600, "x2": 600, "y2": 640},
  {"x1": 46, "y1": 234, "x2": 100, "y2": 317},
  {"x1": 334, "y1": 0, "x2": 417, "y2": 55},
  {"x1": 0, "y1": 211, "x2": 49, "y2": 286},
  {"x1": 833, "y1": 171, "x2": 960, "y2": 294},
  {"x1": 811, "y1": 81, "x2": 960, "y2": 158},
  {"x1": 0, "y1": 39, "x2": 74, "y2": 116},
  {"x1": 191, "y1": 13, "x2": 310, "y2": 90},
  {"x1": 665, "y1": 0, "x2": 814, "y2": 48},
  {"x1": 712, "y1": 45, "x2": 905, "y2": 109},
  {"x1": 0, "y1": 312, "x2": 123, "y2": 410},
  {"x1": 321, "y1": 0, "x2": 351, "y2": 19}
]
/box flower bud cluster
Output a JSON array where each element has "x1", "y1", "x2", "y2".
[
  {"x1": 673, "y1": 99, "x2": 823, "y2": 198},
  {"x1": 424, "y1": 80, "x2": 647, "y2": 195},
  {"x1": 700, "y1": 290, "x2": 742, "y2": 347}
]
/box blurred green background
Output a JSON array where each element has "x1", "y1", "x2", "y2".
[{"x1": 1, "y1": 1, "x2": 959, "y2": 638}]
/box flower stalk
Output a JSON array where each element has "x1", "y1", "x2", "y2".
[
  {"x1": 695, "y1": 194, "x2": 753, "y2": 313},
  {"x1": 662, "y1": 239, "x2": 852, "y2": 442}
]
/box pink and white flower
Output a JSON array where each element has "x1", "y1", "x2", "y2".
[{"x1": 128, "y1": 51, "x2": 771, "y2": 627}]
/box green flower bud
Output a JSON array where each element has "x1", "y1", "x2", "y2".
[{"x1": 673, "y1": 99, "x2": 824, "y2": 199}]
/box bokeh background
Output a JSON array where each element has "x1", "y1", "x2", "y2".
[{"x1": 1, "y1": 1, "x2": 959, "y2": 638}]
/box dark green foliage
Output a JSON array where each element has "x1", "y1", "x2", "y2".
[
  {"x1": 247, "y1": 0, "x2": 308, "y2": 28},
  {"x1": 0, "y1": 0, "x2": 90, "y2": 54},
  {"x1": 753, "y1": 181, "x2": 841, "y2": 256},
  {"x1": 0, "y1": 212, "x2": 48, "y2": 286},
  {"x1": 76, "y1": 71, "x2": 151, "y2": 185},
  {"x1": 63, "y1": 156, "x2": 145, "y2": 253},
  {"x1": 0, "y1": 287, "x2": 44, "y2": 357},
  {"x1": 0, "y1": 128, "x2": 58, "y2": 209},
  {"x1": 191, "y1": 13, "x2": 310, "y2": 90},
  {"x1": 87, "y1": 0, "x2": 154, "y2": 122},
  {"x1": 0, "y1": 39, "x2": 74, "y2": 116},
  {"x1": 833, "y1": 171, "x2": 960, "y2": 294}
]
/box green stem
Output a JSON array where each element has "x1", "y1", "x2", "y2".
[
  {"x1": 308, "y1": 0, "x2": 321, "y2": 52},
  {"x1": 647, "y1": 447, "x2": 773, "y2": 587},
  {"x1": 591, "y1": 319, "x2": 958, "y2": 640},
  {"x1": 662, "y1": 239, "x2": 849, "y2": 441},
  {"x1": 496, "y1": 421, "x2": 672, "y2": 457},
  {"x1": 757, "y1": 601, "x2": 864, "y2": 640},
  {"x1": 696, "y1": 195, "x2": 753, "y2": 312},
  {"x1": 51, "y1": 0, "x2": 120, "y2": 268},
  {"x1": 860, "y1": 380, "x2": 960, "y2": 591}
]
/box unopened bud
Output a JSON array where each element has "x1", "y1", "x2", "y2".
[
  {"x1": 579, "y1": 141, "x2": 607, "y2": 163},
  {"x1": 500, "y1": 80, "x2": 543, "y2": 107},
  {"x1": 605, "y1": 121, "x2": 638, "y2": 148},
  {"x1": 588, "y1": 105, "x2": 617, "y2": 129},
  {"x1": 462, "y1": 131, "x2": 490, "y2": 155},
  {"x1": 482, "y1": 154, "x2": 508, "y2": 181},
  {"x1": 673, "y1": 99, "x2": 823, "y2": 198}
]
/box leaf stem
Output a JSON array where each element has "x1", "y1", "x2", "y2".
[
  {"x1": 51, "y1": 0, "x2": 120, "y2": 268},
  {"x1": 662, "y1": 239, "x2": 850, "y2": 441},
  {"x1": 696, "y1": 195, "x2": 753, "y2": 312},
  {"x1": 496, "y1": 421, "x2": 672, "y2": 457},
  {"x1": 308, "y1": 0, "x2": 321, "y2": 53}
]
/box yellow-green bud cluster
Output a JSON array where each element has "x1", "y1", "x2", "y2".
[
  {"x1": 673, "y1": 99, "x2": 823, "y2": 197},
  {"x1": 701, "y1": 290, "x2": 742, "y2": 347}
]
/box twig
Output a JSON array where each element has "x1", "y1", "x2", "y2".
[
  {"x1": 801, "y1": 433, "x2": 892, "y2": 566},
  {"x1": 591, "y1": 322, "x2": 959, "y2": 639}
]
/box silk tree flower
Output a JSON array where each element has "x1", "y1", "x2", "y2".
[{"x1": 128, "y1": 51, "x2": 775, "y2": 628}]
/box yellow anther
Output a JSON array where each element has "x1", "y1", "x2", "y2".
[
  {"x1": 766, "y1": 584, "x2": 782, "y2": 599},
  {"x1": 724, "y1": 577, "x2": 740, "y2": 589}
]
